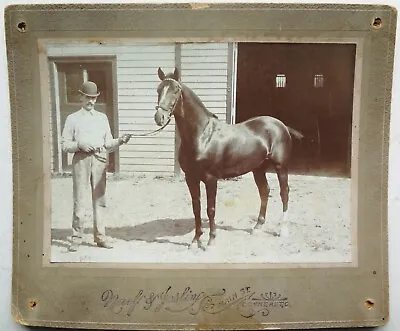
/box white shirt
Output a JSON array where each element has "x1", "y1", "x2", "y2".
[{"x1": 61, "y1": 108, "x2": 120, "y2": 153}]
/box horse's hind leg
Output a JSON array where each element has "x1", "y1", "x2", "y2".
[
  {"x1": 252, "y1": 167, "x2": 270, "y2": 231},
  {"x1": 275, "y1": 164, "x2": 290, "y2": 237},
  {"x1": 205, "y1": 178, "x2": 217, "y2": 246},
  {"x1": 185, "y1": 175, "x2": 204, "y2": 249}
]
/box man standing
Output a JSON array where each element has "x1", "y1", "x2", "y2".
[{"x1": 61, "y1": 81, "x2": 131, "y2": 252}]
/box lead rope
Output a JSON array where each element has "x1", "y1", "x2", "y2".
[{"x1": 126, "y1": 117, "x2": 172, "y2": 137}]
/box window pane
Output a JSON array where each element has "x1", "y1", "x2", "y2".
[
  {"x1": 276, "y1": 74, "x2": 286, "y2": 88},
  {"x1": 87, "y1": 70, "x2": 107, "y2": 103},
  {"x1": 314, "y1": 74, "x2": 324, "y2": 88},
  {"x1": 65, "y1": 71, "x2": 83, "y2": 103}
]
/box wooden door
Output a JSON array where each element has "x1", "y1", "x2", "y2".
[{"x1": 54, "y1": 61, "x2": 116, "y2": 173}]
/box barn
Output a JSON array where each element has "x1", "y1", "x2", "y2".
[{"x1": 45, "y1": 41, "x2": 356, "y2": 178}]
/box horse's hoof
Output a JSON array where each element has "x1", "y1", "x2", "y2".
[
  {"x1": 189, "y1": 239, "x2": 206, "y2": 251},
  {"x1": 251, "y1": 221, "x2": 264, "y2": 234},
  {"x1": 207, "y1": 237, "x2": 216, "y2": 246},
  {"x1": 198, "y1": 242, "x2": 206, "y2": 251}
]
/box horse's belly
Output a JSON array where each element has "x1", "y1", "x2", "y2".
[
  {"x1": 200, "y1": 144, "x2": 268, "y2": 178},
  {"x1": 179, "y1": 132, "x2": 270, "y2": 179},
  {"x1": 218, "y1": 155, "x2": 266, "y2": 178}
]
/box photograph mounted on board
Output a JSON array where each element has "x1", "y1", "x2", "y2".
[
  {"x1": 7, "y1": 4, "x2": 395, "y2": 330},
  {"x1": 46, "y1": 41, "x2": 358, "y2": 264}
]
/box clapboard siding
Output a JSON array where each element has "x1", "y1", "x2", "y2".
[
  {"x1": 121, "y1": 164, "x2": 174, "y2": 174},
  {"x1": 46, "y1": 41, "x2": 232, "y2": 176},
  {"x1": 119, "y1": 96, "x2": 158, "y2": 103},
  {"x1": 124, "y1": 145, "x2": 175, "y2": 152},
  {"x1": 119, "y1": 101, "x2": 226, "y2": 111},
  {"x1": 181, "y1": 43, "x2": 229, "y2": 122},
  {"x1": 181, "y1": 62, "x2": 228, "y2": 70},
  {"x1": 49, "y1": 72, "x2": 55, "y2": 172},
  {"x1": 181, "y1": 43, "x2": 228, "y2": 50},
  {"x1": 46, "y1": 42, "x2": 176, "y2": 175},
  {"x1": 114, "y1": 44, "x2": 175, "y2": 176},
  {"x1": 118, "y1": 104, "x2": 226, "y2": 115}
]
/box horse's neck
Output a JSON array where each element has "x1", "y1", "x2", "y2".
[{"x1": 175, "y1": 89, "x2": 211, "y2": 146}]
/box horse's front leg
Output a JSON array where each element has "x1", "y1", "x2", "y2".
[
  {"x1": 205, "y1": 178, "x2": 217, "y2": 246},
  {"x1": 252, "y1": 168, "x2": 270, "y2": 232},
  {"x1": 185, "y1": 175, "x2": 204, "y2": 249}
]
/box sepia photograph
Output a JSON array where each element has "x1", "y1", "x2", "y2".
[
  {"x1": 5, "y1": 3, "x2": 396, "y2": 329},
  {"x1": 46, "y1": 41, "x2": 357, "y2": 264}
]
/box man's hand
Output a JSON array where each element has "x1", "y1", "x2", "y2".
[
  {"x1": 119, "y1": 134, "x2": 131, "y2": 145},
  {"x1": 78, "y1": 141, "x2": 96, "y2": 152}
]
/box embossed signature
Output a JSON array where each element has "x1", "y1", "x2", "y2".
[{"x1": 101, "y1": 286, "x2": 289, "y2": 318}]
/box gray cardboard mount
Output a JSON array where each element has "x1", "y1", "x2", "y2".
[{"x1": 4, "y1": 3, "x2": 396, "y2": 330}]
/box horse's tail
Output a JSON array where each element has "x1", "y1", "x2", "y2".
[{"x1": 287, "y1": 126, "x2": 304, "y2": 140}]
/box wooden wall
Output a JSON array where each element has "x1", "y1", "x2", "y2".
[{"x1": 46, "y1": 41, "x2": 230, "y2": 176}]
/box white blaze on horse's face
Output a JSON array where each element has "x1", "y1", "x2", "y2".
[{"x1": 154, "y1": 79, "x2": 181, "y2": 126}]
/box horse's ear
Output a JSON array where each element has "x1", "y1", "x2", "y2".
[
  {"x1": 158, "y1": 67, "x2": 165, "y2": 81},
  {"x1": 173, "y1": 67, "x2": 180, "y2": 81}
]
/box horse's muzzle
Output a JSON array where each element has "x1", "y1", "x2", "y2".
[{"x1": 154, "y1": 108, "x2": 165, "y2": 126}]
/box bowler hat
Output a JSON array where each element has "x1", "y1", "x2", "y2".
[{"x1": 79, "y1": 81, "x2": 100, "y2": 97}]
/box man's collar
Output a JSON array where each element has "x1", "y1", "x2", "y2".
[{"x1": 80, "y1": 107, "x2": 95, "y2": 115}]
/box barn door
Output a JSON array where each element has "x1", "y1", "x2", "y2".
[{"x1": 51, "y1": 60, "x2": 116, "y2": 173}]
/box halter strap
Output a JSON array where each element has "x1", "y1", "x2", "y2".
[
  {"x1": 155, "y1": 77, "x2": 183, "y2": 115},
  {"x1": 123, "y1": 78, "x2": 183, "y2": 138},
  {"x1": 163, "y1": 77, "x2": 183, "y2": 89}
]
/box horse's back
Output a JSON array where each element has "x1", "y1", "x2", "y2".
[{"x1": 239, "y1": 116, "x2": 290, "y2": 142}]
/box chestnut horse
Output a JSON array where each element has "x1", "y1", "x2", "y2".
[{"x1": 154, "y1": 67, "x2": 303, "y2": 249}]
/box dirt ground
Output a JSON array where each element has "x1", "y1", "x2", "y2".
[{"x1": 50, "y1": 172, "x2": 352, "y2": 264}]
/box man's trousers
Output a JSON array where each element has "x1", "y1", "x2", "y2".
[{"x1": 71, "y1": 152, "x2": 108, "y2": 243}]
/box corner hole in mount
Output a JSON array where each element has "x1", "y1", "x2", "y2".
[
  {"x1": 28, "y1": 300, "x2": 37, "y2": 309},
  {"x1": 17, "y1": 21, "x2": 27, "y2": 32},
  {"x1": 365, "y1": 299, "x2": 375, "y2": 310},
  {"x1": 373, "y1": 17, "x2": 382, "y2": 29}
]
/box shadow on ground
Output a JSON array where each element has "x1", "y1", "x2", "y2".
[{"x1": 51, "y1": 217, "x2": 253, "y2": 249}]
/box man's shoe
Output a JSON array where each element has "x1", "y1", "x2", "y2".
[
  {"x1": 68, "y1": 242, "x2": 79, "y2": 252},
  {"x1": 95, "y1": 239, "x2": 113, "y2": 249}
]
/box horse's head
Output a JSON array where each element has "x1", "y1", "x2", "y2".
[{"x1": 154, "y1": 67, "x2": 182, "y2": 127}]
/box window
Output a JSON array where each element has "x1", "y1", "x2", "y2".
[
  {"x1": 87, "y1": 70, "x2": 107, "y2": 103},
  {"x1": 65, "y1": 70, "x2": 83, "y2": 103},
  {"x1": 314, "y1": 74, "x2": 324, "y2": 88},
  {"x1": 276, "y1": 74, "x2": 287, "y2": 88},
  {"x1": 63, "y1": 67, "x2": 107, "y2": 104}
]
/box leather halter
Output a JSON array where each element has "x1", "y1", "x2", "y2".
[
  {"x1": 155, "y1": 77, "x2": 183, "y2": 117},
  {"x1": 127, "y1": 78, "x2": 182, "y2": 137}
]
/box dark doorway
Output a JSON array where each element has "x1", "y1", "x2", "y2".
[
  {"x1": 50, "y1": 58, "x2": 117, "y2": 173},
  {"x1": 235, "y1": 43, "x2": 356, "y2": 177}
]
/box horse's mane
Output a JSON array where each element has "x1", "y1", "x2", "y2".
[{"x1": 181, "y1": 83, "x2": 219, "y2": 119}]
